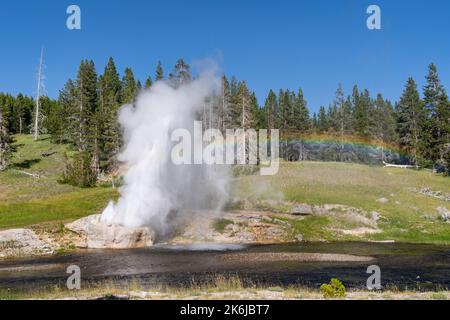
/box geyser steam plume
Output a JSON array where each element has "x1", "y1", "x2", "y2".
[{"x1": 101, "y1": 71, "x2": 229, "y2": 235}]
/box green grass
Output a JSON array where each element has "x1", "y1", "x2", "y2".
[
  {"x1": 234, "y1": 161, "x2": 450, "y2": 244},
  {"x1": 213, "y1": 218, "x2": 234, "y2": 233},
  {"x1": 0, "y1": 135, "x2": 118, "y2": 229},
  {"x1": 1, "y1": 135, "x2": 449, "y2": 245}
]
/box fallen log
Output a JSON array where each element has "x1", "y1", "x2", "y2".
[
  {"x1": 13, "y1": 170, "x2": 40, "y2": 178},
  {"x1": 382, "y1": 161, "x2": 416, "y2": 169}
]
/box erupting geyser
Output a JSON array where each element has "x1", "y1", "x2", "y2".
[{"x1": 101, "y1": 71, "x2": 230, "y2": 237}]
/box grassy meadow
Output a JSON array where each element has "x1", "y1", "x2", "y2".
[
  {"x1": 235, "y1": 161, "x2": 450, "y2": 244},
  {"x1": 0, "y1": 135, "x2": 118, "y2": 229},
  {"x1": 0, "y1": 134, "x2": 449, "y2": 244}
]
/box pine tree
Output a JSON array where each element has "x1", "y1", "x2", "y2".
[
  {"x1": 0, "y1": 101, "x2": 14, "y2": 170},
  {"x1": 333, "y1": 84, "x2": 350, "y2": 159},
  {"x1": 252, "y1": 94, "x2": 266, "y2": 130},
  {"x1": 3, "y1": 93, "x2": 25, "y2": 135},
  {"x1": 219, "y1": 75, "x2": 231, "y2": 131},
  {"x1": 155, "y1": 61, "x2": 164, "y2": 81},
  {"x1": 237, "y1": 81, "x2": 253, "y2": 129},
  {"x1": 40, "y1": 96, "x2": 59, "y2": 138},
  {"x1": 371, "y1": 94, "x2": 397, "y2": 161},
  {"x1": 56, "y1": 79, "x2": 78, "y2": 144},
  {"x1": 317, "y1": 105, "x2": 328, "y2": 132},
  {"x1": 74, "y1": 60, "x2": 98, "y2": 153},
  {"x1": 99, "y1": 57, "x2": 122, "y2": 171},
  {"x1": 292, "y1": 88, "x2": 310, "y2": 132},
  {"x1": 264, "y1": 90, "x2": 278, "y2": 130},
  {"x1": 136, "y1": 80, "x2": 142, "y2": 92},
  {"x1": 352, "y1": 86, "x2": 372, "y2": 137},
  {"x1": 0, "y1": 94, "x2": 15, "y2": 134},
  {"x1": 121, "y1": 67, "x2": 136, "y2": 104},
  {"x1": 372, "y1": 94, "x2": 397, "y2": 144},
  {"x1": 228, "y1": 76, "x2": 241, "y2": 128},
  {"x1": 249, "y1": 92, "x2": 261, "y2": 129},
  {"x1": 327, "y1": 104, "x2": 339, "y2": 133},
  {"x1": 436, "y1": 93, "x2": 450, "y2": 171},
  {"x1": 397, "y1": 78, "x2": 426, "y2": 165},
  {"x1": 334, "y1": 84, "x2": 353, "y2": 136},
  {"x1": 311, "y1": 112, "x2": 318, "y2": 131},
  {"x1": 423, "y1": 63, "x2": 450, "y2": 163},
  {"x1": 145, "y1": 76, "x2": 152, "y2": 90},
  {"x1": 168, "y1": 59, "x2": 190, "y2": 87},
  {"x1": 278, "y1": 89, "x2": 291, "y2": 131},
  {"x1": 11, "y1": 94, "x2": 34, "y2": 135}
]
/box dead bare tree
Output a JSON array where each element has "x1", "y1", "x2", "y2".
[{"x1": 33, "y1": 47, "x2": 45, "y2": 141}]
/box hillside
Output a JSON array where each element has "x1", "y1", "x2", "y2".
[
  {"x1": 0, "y1": 135, "x2": 449, "y2": 245},
  {"x1": 233, "y1": 161, "x2": 450, "y2": 244},
  {"x1": 0, "y1": 135, "x2": 117, "y2": 230}
]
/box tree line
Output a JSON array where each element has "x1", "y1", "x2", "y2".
[{"x1": 0, "y1": 59, "x2": 448, "y2": 179}]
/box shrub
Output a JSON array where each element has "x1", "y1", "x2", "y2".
[
  {"x1": 213, "y1": 218, "x2": 234, "y2": 233},
  {"x1": 59, "y1": 151, "x2": 97, "y2": 187},
  {"x1": 320, "y1": 278, "x2": 346, "y2": 298}
]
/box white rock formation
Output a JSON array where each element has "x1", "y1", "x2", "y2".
[
  {"x1": 0, "y1": 228, "x2": 52, "y2": 258},
  {"x1": 65, "y1": 214, "x2": 155, "y2": 249}
]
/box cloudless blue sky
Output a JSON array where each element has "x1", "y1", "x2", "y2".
[{"x1": 1, "y1": 0, "x2": 449, "y2": 113}]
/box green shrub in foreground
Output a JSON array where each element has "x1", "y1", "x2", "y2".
[{"x1": 320, "y1": 278, "x2": 346, "y2": 298}]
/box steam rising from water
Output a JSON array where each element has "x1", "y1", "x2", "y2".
[{"x1": 101, "y1": 72, "x2": 230, "y2": 235}]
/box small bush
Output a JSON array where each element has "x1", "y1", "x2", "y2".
[
  {"x1": 431, "y1": 292, "x2": 447, "y2": 300},
  {"x1": 59, "y1": 151, "x2": 97, "y2": 187},
  {"x1": 213, "y1": 218, "x2": 234, "y2": 233},
  {"x1": 320, "y1": 278, "x2": 346, "y2": 298}
]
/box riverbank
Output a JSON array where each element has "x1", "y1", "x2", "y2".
[
  {"x1": 0, "y1": 206, "x2": 391, "y2": 259},
  {"x1": 1, "y1": 277, "x2": 448, "y2": 300}
]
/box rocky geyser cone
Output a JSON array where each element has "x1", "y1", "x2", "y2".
[{"x1": 65, "y1": 214, "x2": 155, "y2": 249}]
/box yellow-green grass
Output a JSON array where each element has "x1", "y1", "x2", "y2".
[
  {"x1": 234, "y1": 161, "x2": 450, "y2": 244},
  {"x1": 0, "y1": 135, "x2": 118, "y2": 229},
  {"x1": 0, "y1": 276, "x2": 448, "y2": 300}
]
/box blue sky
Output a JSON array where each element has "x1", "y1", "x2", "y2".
[{"x1": 0, "y1": 0, "x2": 449, "y2": 113}]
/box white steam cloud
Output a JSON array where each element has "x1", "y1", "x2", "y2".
[{"x1": 101, "y1": 71, "x2": 230, "y2": 236}]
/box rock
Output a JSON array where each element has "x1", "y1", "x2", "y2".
[
  {"x1": 295, "y1": 233, "x2": 303, "y2": 242},
  {"x1": 290, "y1": 203, "x2": 313, "y2": 216},
  {"x1": 272, "y1": 218, "x2": 291, "y2": 227},
  {"x1": 0, "y1": 229, "x2": 52, "y2": 258},
  {"x1": 376, "y1": 197, "x2": 389, "y2": 203},
  {"x1": 230, "y1": 224, "x2": 241, "y2": 233},
  {"x1": 370, "y1": 211, "x2": 380, "y2": 221},
  {"x1": 266, "y1": 226, "x2": 284, "y2": 238},
  {"x1": 65, "y1": 214, "x2": 155, "y2": 249},
  {"x1": 418, "y1": 187, "x2": 450, "y2": 201},
  {"x1": 436, "y1": 207, "x2": 450, "y2": 222}
]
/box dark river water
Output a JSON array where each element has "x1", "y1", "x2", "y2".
[{"x1": 0, "y1": 242, "x2": 449, "y2": 291}]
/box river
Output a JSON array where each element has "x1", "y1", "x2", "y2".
[{"x1": 0, "y1": 242, "x2": 449, "y2": 291}]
